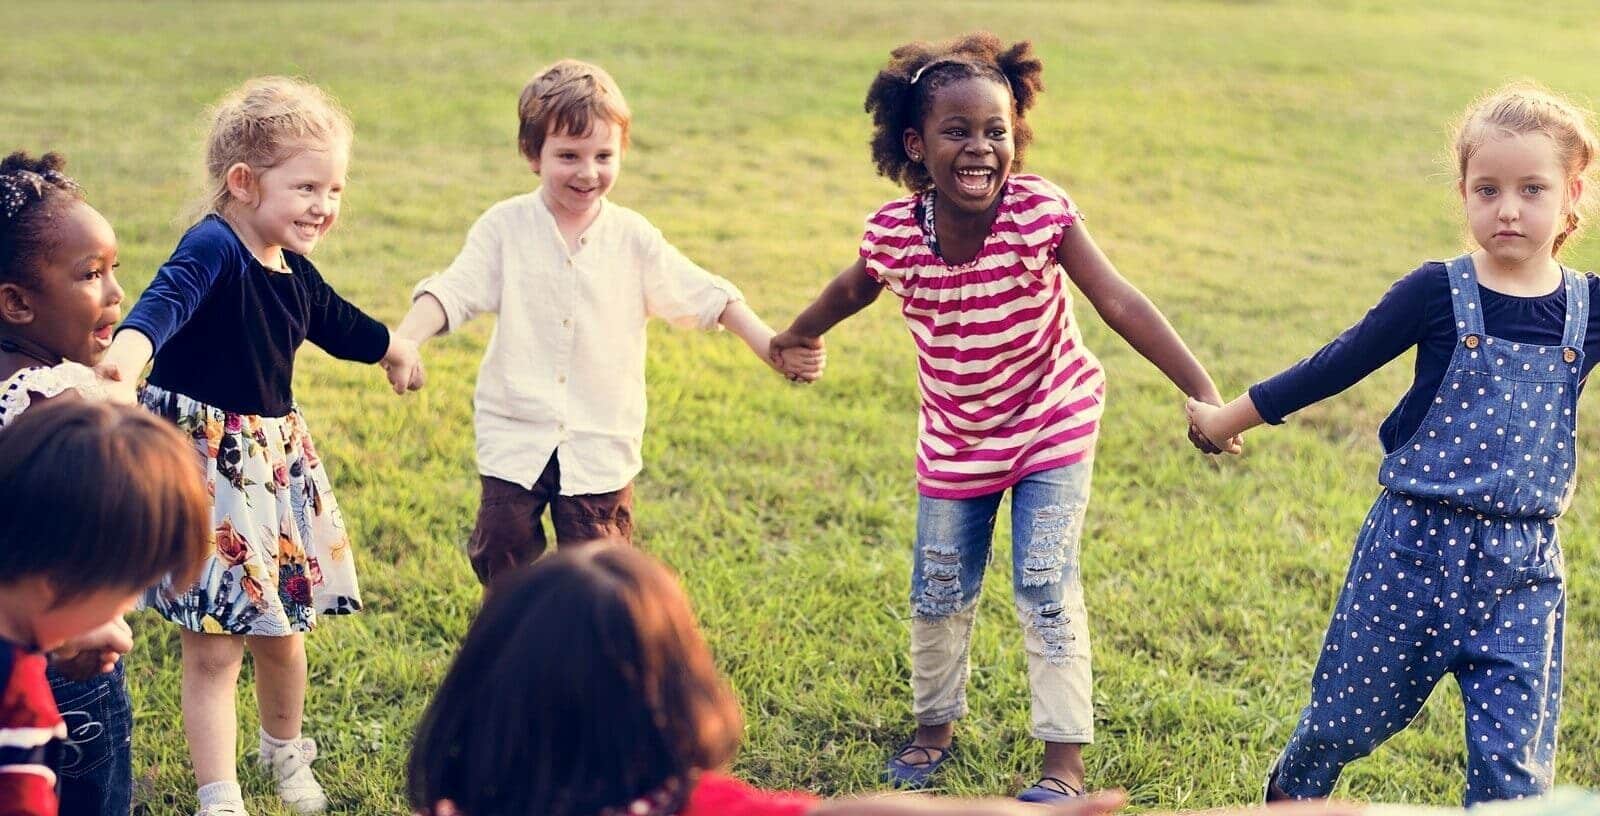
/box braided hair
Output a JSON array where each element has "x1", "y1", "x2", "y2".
[
  {"x1": 0, "y1": 151, "x2": 84, "y2": 287},
  {"x1": 864, "y1": 32, "x2": 1045, "y2": 193}
]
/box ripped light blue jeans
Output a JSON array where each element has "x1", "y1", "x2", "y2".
[{"x1": 909, "y1": 461, "x2": 1094, "y2": 743}]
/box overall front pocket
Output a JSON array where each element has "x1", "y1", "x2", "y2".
[{"x1": 1347, "y1": 535, "x2": 1444, "y2": 645}]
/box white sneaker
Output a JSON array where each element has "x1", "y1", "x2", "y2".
[
  {"x1": 260, "y1": 737, "x2": 329, "y2": 814},
  {"x1": 194, "y1": 803, "x2": 248, "y2": 816}
]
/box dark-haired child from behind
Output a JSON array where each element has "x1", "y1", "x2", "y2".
[{"x1": 0, "y1": 401, "x2": 212, "y2": 816}]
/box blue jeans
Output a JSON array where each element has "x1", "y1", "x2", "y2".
[
  {"x1": 908, "y1": 461, "x2": 1095, "y2": 743},
  {"x1": 48, "y1": 660, "x2": 133, "y2": 816}
]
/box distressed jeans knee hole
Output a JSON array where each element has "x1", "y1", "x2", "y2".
[
  {"x1": 1022, "y1": 504, "x2": 1077, "y2": 588},
  {"x1": 916, "y1": 546, "x2": 966, "y2": 617},
  {"x1": 1023, "y1": 601, "x2": 1075, "y2": 665}
]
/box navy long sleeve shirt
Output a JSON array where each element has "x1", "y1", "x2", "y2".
[
  {"x1": 120, "y1": 215, "x2": 390, "y2": 417},
  {"x1": 1250, "y1": 261, "x2": 1600, "y2": 453}
]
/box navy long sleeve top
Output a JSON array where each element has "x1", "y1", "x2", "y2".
[
  {"x1": 120, "y1": 215, "x2": 390, "y2": 417},
  {"x1": 1249, "y1": 261, "x2": 1600, "y2": 454}
]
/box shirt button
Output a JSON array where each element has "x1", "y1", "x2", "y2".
[
  {"x1": 558, "y1": 375, "x2": 567, "y2": 384},
  {"x1": 561, "y1": 319, "x2": 571, "y2": 328}
]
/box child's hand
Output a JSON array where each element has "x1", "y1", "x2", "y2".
[
  {"x1": 1184, "y1": 397, "x2": 1243, "y2": 455},
  {"x1": 51, "y1": 616, "x2": 133, "y2": 680},
  {"x1": 381, "y1": 337, "x2": 426, "y2": 395},
  {"x1": 91, "y1": 360, "x2": 139, "y2": 405},
  {"x1": 769, "y1": 330, "x2": 825, "y2": 383}
]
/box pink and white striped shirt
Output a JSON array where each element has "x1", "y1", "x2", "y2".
[{"x1": 861, "y1": 174, "x2": 1105, "y2": 499}]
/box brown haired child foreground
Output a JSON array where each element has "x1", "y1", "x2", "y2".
[
  {"x1": 406, "y1": 544, "x2": 1359, "y2": 816},
  {"x1": 0, "y1": 400, "x2": 211, "y2": 816}
]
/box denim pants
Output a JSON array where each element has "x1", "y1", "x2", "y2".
[
  {"x1": 909, "y1": 461, "x2": 1094, "y2": 743},
  {"x1": 48, "y1": 660, "x2": 134, "y2": 816},
  {"x1": 1275, "y1": 493, "x2": 1565, "y2": 804}
]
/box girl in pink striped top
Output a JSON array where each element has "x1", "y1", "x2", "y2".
[{"x1": 773, "y1": 33, "x2": 1235, "y2": 802}]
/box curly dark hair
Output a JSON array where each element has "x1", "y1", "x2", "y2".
[
  {"x1": 0, "y1": 151, "x2": 84, "y2": 287},
  {"x1": 864, "y1": 32, "x2": 1045, "y2": 193}
]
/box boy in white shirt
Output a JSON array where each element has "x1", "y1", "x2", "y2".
[{"x1": 388, "y1": 59, "x2": 821, "y2": 586}]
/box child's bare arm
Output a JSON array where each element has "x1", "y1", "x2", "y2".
[
  {"x1": 1186, "y1": 393, "x2": 1265, "y2": 448},
  {"x1": 50, "y1": 616, "x2": 133, "y2": 681},
  {"x1": 719, "y1": 300, "x2": 825, "y2": 382},
  {"x1": 1058, "y1": 224, "x2": 1224, "y2": 407},
  {"x1": 94, "y1": 329, "x2": 155, "y2": 404},
  {"x1": 395, "y1": 293, "x2": 449, "y2": 344},
  {"x1": 385, "y1": 293, "x2": 450, "y2": 393},
  {"x1": 772, "y1": 258, "x2": 881, "y2": 356}
]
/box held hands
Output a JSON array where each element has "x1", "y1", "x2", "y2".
[
  {"x1": 51, "y1": 616, "x2": 133, "y2": 681},
  {"x1": 768, "y1": 329, "x2": 826, "y2": 384},
  {"x1": 381, "y1": 337, "x2": 426, "y2": 395},
  {"x1": 90, "y1": 360, "x2": 140, "y2": 405},
  {"x1": 1184, "y1": 397, "x2": 1242, "y2": 456}
]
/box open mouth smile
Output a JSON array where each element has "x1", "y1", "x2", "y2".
[{"x1": 954, "y1": 168, "x2": 995, "y2": 195}]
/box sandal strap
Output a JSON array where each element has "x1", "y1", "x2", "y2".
[
  {"x1": 1033, "y1": 776, "x2": 1083, "y2": 796},
  {"x1": 890, "y1": 743, "x2": 949, "y2": 767}
]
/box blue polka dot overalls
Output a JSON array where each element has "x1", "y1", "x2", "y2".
[{"x1": 1275, "y1": 255, "x2": 1585, "y2": 804}]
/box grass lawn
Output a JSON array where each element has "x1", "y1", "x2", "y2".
[{"x1": 5, "y1": 1, "x2": 1600, "y2": 812}]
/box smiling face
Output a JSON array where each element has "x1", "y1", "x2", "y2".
[
  {"x1": 1460, "y1": 130, "x2": 1581, "y2": 271},
  {"x1": 228, "y1": 141, "x2": 348, "y2": 264},
  {"x1": 530, "y1": 117, "x2": 623, "y2": 223},
  {"x1": 1, "y1": 200, "x2": 123, "y2": 365},
  {"x1": 904, "y1": 76, "x2": 1016, "y2": 216}
]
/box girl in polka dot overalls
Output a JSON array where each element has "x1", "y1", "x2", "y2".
[{"x1": 1187, "y1": 84, "x2": 1600, "y2": 804}]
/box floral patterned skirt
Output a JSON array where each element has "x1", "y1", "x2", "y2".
[{"x1": 142, "y1": 385, "x2": 361, "y2": 636}]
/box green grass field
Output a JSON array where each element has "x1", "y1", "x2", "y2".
[{"x1": 6, "y1": 1, "x2": 1600, "y2": 812}]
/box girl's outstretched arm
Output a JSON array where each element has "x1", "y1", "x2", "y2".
[
  {"x1": 1058, "y1": 224, "x2": 1222, "y2": 405},
  {"x1": 1058, "y1": 224, "x2": 1240, "y2": 454},
  {"x1": 773, "y1": 258, "x2": 881, "y2": 353}
]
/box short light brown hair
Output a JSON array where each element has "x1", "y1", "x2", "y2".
[
  {"x1": 0, "y1": 401, "x2": 211, "y2": 602},
  {"x1": 1455, "y1": 82, "x2": 1599, "y2": 256},
  {"x1": 517, "y1": 59, "x2": 631, "y2": 162},
  {"x1": 202, "y1": 76, "x2": 354, "y2": 217}
]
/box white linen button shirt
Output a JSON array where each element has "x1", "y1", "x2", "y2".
[{"x1": 414, "y1": 190, "x2": 742, "y2": 494}]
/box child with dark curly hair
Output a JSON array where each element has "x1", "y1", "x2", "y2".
[
  {"x1": 772, "y1": 33, "x2": 1233, "y2": 801},
  {"x1": 0, "y1": 149, "x2": 138, "y2": 816}
]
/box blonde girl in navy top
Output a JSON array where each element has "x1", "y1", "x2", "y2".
[
  {"x1": 1188, "y1": 84, "x2": 1599, "y2": 804},
  {"x1": 99, "y1": 77, "x2": 421, "y2": 816}
]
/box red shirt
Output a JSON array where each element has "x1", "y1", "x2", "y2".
[
  {"x1": 0, "y1": 640, "x2": 65, "y2": 816},
  {"x1": 683, "y1": 773, "x2": 817, "y2": 816}
]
